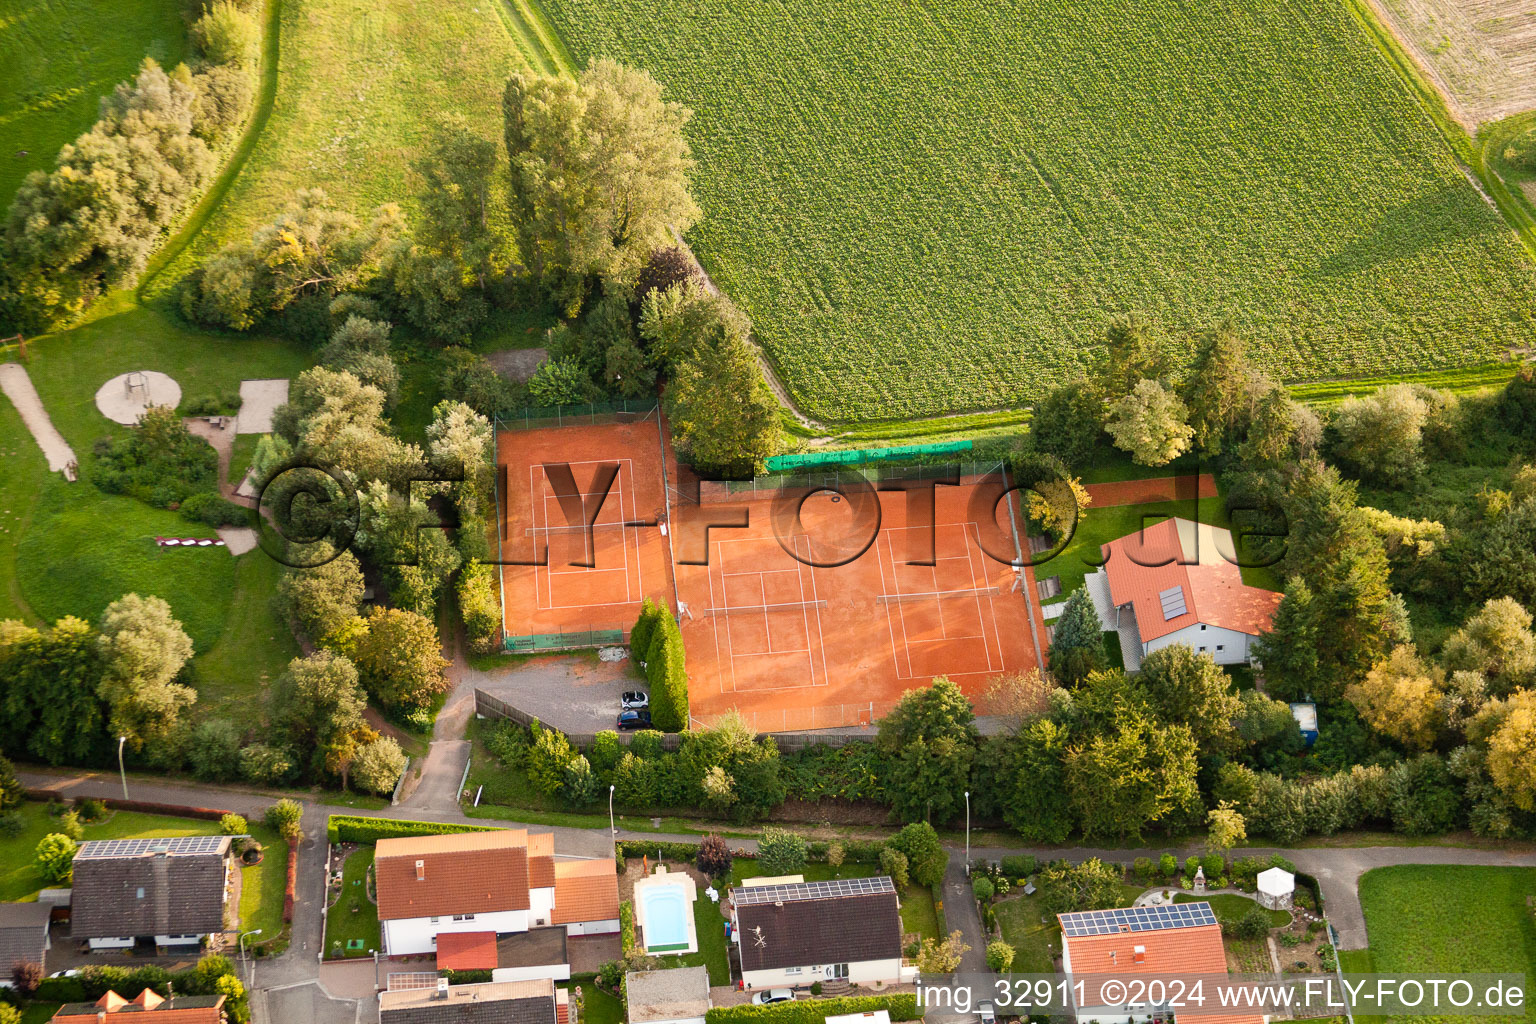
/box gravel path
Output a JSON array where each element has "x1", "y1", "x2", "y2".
[{"x1": 0, "y1": 362, "x2": 75, "y2": 473}]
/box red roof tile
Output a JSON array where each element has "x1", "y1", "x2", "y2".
[
  {"x1": 436, "y1": 931, "x2": 499, "y2": 971},
  {"x1": 1102, "y1": 518, "x2": 1281, "y2": 642},
  {"x1": 375, "y1": 831, "x2": 532, "y2": 921},
  {"x1": 551, "y1": 860, "x2": 619, "y2": 924},
  {"x1": 529, "y1": 834, "x2": 555, "y2": 889}
]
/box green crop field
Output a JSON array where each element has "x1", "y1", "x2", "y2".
[
  {"x1": 541, "y1": 0, "x2": 1536, "y2": 422},
  {"x1": 0, "y1": 0, "x2": 189, "y2": 206}
]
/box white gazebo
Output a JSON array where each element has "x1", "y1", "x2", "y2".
[{"x1": 1257, "y1": 866, "x2": 1295, "y2": 911}]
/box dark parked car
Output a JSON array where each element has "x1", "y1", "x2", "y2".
[
  {"x1": 618, "y1": 709, "x2": 652, "y2": 730},
  {"x1": 621, "y1": 690, "x2": 649, "y2": 710}
]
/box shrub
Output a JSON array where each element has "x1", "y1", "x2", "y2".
[
  {"x1": 352, "y1": 737, "x2": 407, "y2": 795},
  {"x1": 889, "y1": 822, "x2": 946, "y2": 888},
  {"x1": 1201, "y1": 853, "x2": 1227, "y2": 880},
  {"x1": 0, "y1": 813, "x2": 23, "y2": 839},
  {"x1": 697, "y1": 834, "x2": 732, "y2": 879},
  {"x1": 588, "y1": 731, "x2": 621, "y2": 772},
  {"x1": 90, "y1": 406, "x2": 219, "y2": 509},
  {"x1": 12, "y1": 959, "x2": 43, "y2": 995},
  {"x1": 704, "y1": 994, "x2": 920, "y2": 1024},
  {"x1": 240, "y1": 744, "x2": 296, "y2": 785},
  {"x1": 457, "y1": 561, "x2": 502, "y2": 655},
  {"x1": 220, "y1": 813, "x2": 248, "y2": 836},
  {"x1": 826, "y1": 842, "x2": 845, "y2": 871},
  {"x1": 1225, "y1": 906, "x2": 1272, "y2": 941},
  {"x1": 36, "y1": 833, "x2": 77, "y2": 884},
  {"x1": 179, "y1": 491, "x2": 251, "y2": 527},
  {"x1": 757, "y1": 827, "x2": 807, "y2": 875},
  {"x1": 1159, "y1": 852, "x2": 1178, "y2": 879},
  {"x1": 57, "y1": 809, "x2": 85, "y2": 842},
  {"x1": 1133, "y1": 856, "x2": 1155, "y2": 883},
  {"x1": 972, "y1": 876, "x2": 994, "y2": 902},
  {"x1": 188, "y1": 718, "x2": 243, "y2": 781},
  {"x1": 1185, "y1": 855, "x2": 1202, "y2": 878},
  {"x1": 528, "y1": 357, "x2": 600, "y2": 406},
  {"x1": 264, "y1": 799, "x2": 304, "y2": 842},
  {"x1": 643, "y1": 606, "x2": 689, "y2": 731},
  {"x1": 1000, "y1": 854, "x2": 1036, "y2": 878},
  {"x1": 879, "y1": 847, "x2": 910, "y2": 888},
  {"x1": 191, "y1": 1, "x2": 259, "y2": 65},
  {"x1": 0, "y1": 757, "x2": 22, "y2": 812},
  {"x1": 76, "y1": 798, "x2": 107, "y2": 821},
  {"x1": 986, "y1": 940, "x2": 1016, "y2": 972}
]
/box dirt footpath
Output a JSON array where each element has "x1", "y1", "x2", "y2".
[{"x1": 0, "y1": 362, "x2": 75, "y2": 473}]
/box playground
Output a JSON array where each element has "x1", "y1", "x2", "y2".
[
  {"x1": 671, "y1": 468, "x2": 1046, "y2": 730},
  {"x1": 495, "y1": 406, "x2": 677, "y2": 650}
]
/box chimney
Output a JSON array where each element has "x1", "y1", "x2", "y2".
[
  {"x1": 1133, "y1": 945, "x2": 1146, "y2": 965},
  {"x1": 416, "y1": 860, "x2": 426, "y2": 882},
  {"x1": 97, "y1": 1015, "x2": 105, "y2": 1024},
  {"x1": 436, "y1": 978, "x2": 449, "y2": 1000}
]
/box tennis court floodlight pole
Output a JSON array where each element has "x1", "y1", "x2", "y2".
[
  {"x1": 117, "y1": 735, "x2": 128, "y2": 799},
  {"x1": 964, "y1": 791, "x2": 971, "y2": 875}
]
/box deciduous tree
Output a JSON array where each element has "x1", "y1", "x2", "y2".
[
  {"x1": 351, "y1": 607, "x2": 449, "y2": 713},
  {"x1": 1105, "y1": 379, "x2": 1193, "y2": 466},
  {"x1": 96, "y1": 594, "x2": 196, "y2": 750},
  {"x1": 1346, "y1": 645, "x2": 1444, "y2": 751}
]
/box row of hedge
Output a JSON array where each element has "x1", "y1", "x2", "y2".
[
  {"x1": 705, "y1": 994, "x2": 919, "y2": 1024},
  {"x1": 26, "y1": 791, "x2": 233, "y2": 820},
  {"x1": 29, "y1": 956, "x2": 249, "y2": 1019},
  {"x1": 327, "y1": 815, "x2": 500, "y2": 844},
  {"x1": 615, "y1": 837, "x2": 888, "y2": 865}
]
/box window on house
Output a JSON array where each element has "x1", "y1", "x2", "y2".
[
  {"x1": 1200, "y1": 624, "x2": 1207, "y2": 631},
  {"x1": 1216, "y1": 645, "x2": 1224, "y2": 651},
  {"x1": 430, "y1": 917, "x2": 439, "y2": 924},
  {"x1": 1198, "y1": 646, "x2": 1206, "y2": 652},
  {"x1": 785, "y1": 967, "x2": 802, "y2": 975},
  {"x1": 453, "y1": 914, "x2": 476, "y2": 922}
]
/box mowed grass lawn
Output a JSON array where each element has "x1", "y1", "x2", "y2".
[
  {"x1": 1351, "y1": 865, "x2": 1536, "y2": 1024},
  {"x1": 325, "y1": 848, "x2": 380, "y2": 957},
  {"x1": 0, "y1": 0, "x2": 188, "y2": 204},
  {"x1": 0, "y1": 296, "x2": 306, "y2": 711},
  {"x1": 156, "y1": 0, "x2": 523, "y2": 287},
  {"x1": 542, "y1": 0, "x2": 1536, "y2": 422}
]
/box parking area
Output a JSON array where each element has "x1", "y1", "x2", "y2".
[{"x1": 464, "y1": 652, "x2": 643, "y2": 735}]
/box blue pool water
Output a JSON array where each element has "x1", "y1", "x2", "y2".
[{"x1": 640, "y1": 885, "x2": 690, "y2": 950}]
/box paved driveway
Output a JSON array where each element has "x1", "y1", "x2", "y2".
[{"x1": 463, "y1": 652, "x2": 642, "y2": 736}]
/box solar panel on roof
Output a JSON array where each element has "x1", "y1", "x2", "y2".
[
  {"x1": 734, "y1": 876, "x2": 895, "y2": 906},
  {"x1": 1158, "y1": 585, "x2": 1187, "y2": 620},
  {"x1": 1058, "y1": 902, "x2": 1216, "y2": 937},
  {"x1": 75, "y1": 835, "x2": 228, "y2": 859}
]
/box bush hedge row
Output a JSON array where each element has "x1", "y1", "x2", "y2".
[
  {"x1": 327, "y1": 815, "x2": 500, "y2": 844},
  {"x1": 706, "y1": 994, "x2": 919, "y2": 1024},
  {"x1": 26, "y1": 792, "x2": 233, "y2": 820},
  {"x1": 615, "y1": 837, "x2": 888, "y2": 865}
]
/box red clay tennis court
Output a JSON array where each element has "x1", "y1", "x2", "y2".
[
  {"x1": 671, "y1": 471, "x2": 1047, "y2": 730},
  {"x1": 496, "y1": 410, "x2": 675, "y2": 650}
]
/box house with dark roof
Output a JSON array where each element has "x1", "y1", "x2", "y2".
[
  {"x1": 70, "y1": 836, "x2": 234, "y2": 951},
  {"x1": 730, "y1": 877, "x2": 907, "y2": 991},
  {"x1": 50, "y1": 988, "x2": 226, "y2": 1024},
  {"x1": 0, "y1": 903, "x2": 51, "y2": 983},
  {"x1": 1085, "y1": 518, "x2": 1282, "y2": 671},
  {"x1": 378, "y1": 977, "x2": 566, "y2": 1024},
  {"x1": 1058, "y1": 903, "x2": 1262, "y2": 1024},
  {"x1": 375, "y1": 831, "x2": 619, "y2": 958}
]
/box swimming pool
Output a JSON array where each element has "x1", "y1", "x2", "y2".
[{"x1": 634, "y1": 872, "x2": 698, "y2": 955}]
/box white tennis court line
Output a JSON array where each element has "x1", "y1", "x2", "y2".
[
  {"x1": 879, "y1": 525, "x2": 994, "y2": 680},
  {"x1": 529, "y1": 458, "x2": 642, "y2": 611},
  {"x1": 964, "y1": 521, "x2": 1005, "y2": 673},
  {"x1": 707, "y1": 535, "x2": 819, "y2": 693}
]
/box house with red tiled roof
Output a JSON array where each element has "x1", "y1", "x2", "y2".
[
  {"x1": 50, "y1": 988, "x2": 225, "y2": 1024},
  {"x1": 1085, "y1": 518, "x2": 1281, "y2": 671},
  {"x1": 1058, "y1": 903, "x2": 1264, "y2": 1024},
  {"x1": 374, "y1": 830, "x2": 618, "y2": 958}
]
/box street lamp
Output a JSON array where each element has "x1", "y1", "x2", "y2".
[
  {"x1": 964, "y1": 791, "x2": 971, "y2": 876},
  {"x1": 608, "y1": 784, "x2": 617, "y2": 837},
  {"x1": 117, "y1": 736, "x2": 128, "y2": 799},
  {"x1": 239, "y1": 928, "x2": 263, "y2": 987}
]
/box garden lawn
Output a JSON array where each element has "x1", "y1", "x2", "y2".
[
  {"x1": 19, "y1": 1005, "x2": 63, "y2": 1024},
  {"x1": 994, "y1": 891, "x2": 1060, "y2": 973},
  {"x1": 0, "y1": 0, "x2": 188, "y2": 205},
  {"x1": 542, "y1": 0, "x2": 1536, "y2": 423},
  {"x1": 576, "y1": 982, "x2": 622, "y2": 1024},
  {"x1": 155, "y1": 0, "x2": 527, "y2": 287},
  {"x1": 239, "y1": 824, "x2": 290, "y2": 950},
  {"x1": 1351, "y1": 865, "x2": 1536, "y2": 1024},
  {"x1": 678, "y1": 887, "x2": 730, "y2": 985},
  {"x1": 1031, "y1": 495, "x2": 1280, "y2": 602},
  {"x1": 0, "y1": 803, "x2": 220, "y2": 901},
  {"x1": 325, "y1": 847, "x2": 380, "y2": 958},
  {"x1": 1174, "y1": 892, "x2": 1290, "y2": 928}
]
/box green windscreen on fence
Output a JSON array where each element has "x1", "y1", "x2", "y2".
[
  {"x1": 497, "y1": 399, "x2": 658, "y2": 431},
  {"x1": 765, "y1": 439, "x2": 972, "y2": 471},
  {"x1": 505, "y1": 628, "x2": 626, "y2": 652}
]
